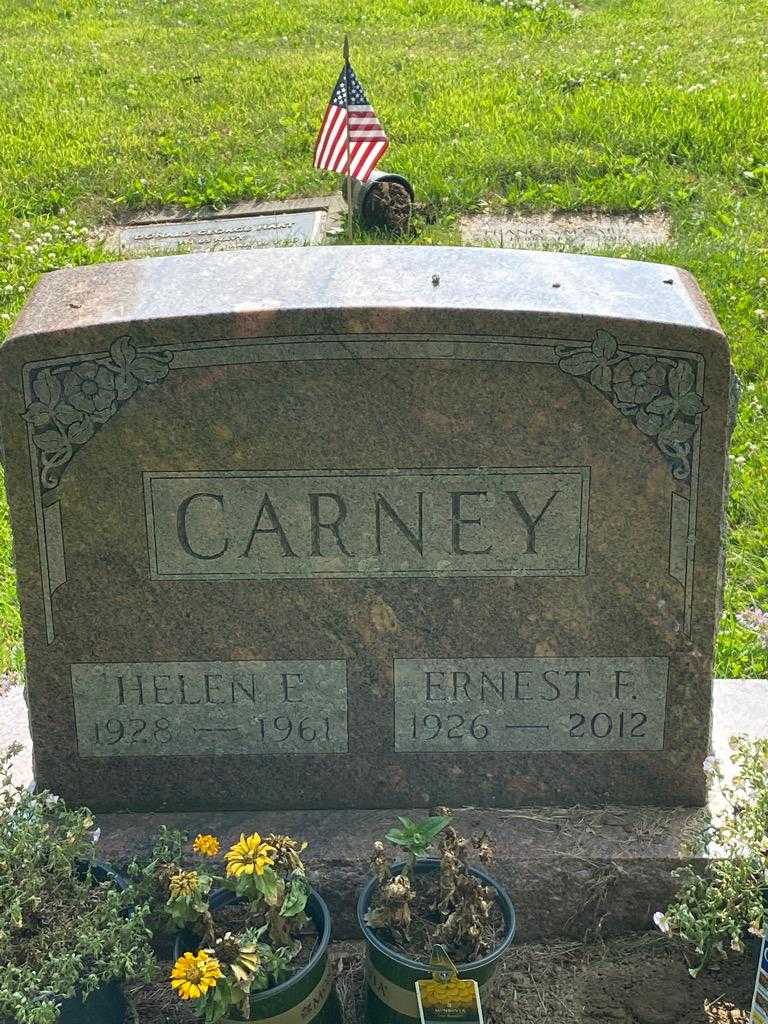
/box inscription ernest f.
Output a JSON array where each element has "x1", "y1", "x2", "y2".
[
  {"x1": 145, "y1": 467, "x2": 590, "y2": 580},
  {"x1": 394, "y1": 657, "x2": 669, "y2": 752},
  {"x1": 71, "y1": 660, "x2": 348, "y2": 756}
]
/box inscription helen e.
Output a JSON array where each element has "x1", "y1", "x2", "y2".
[
  {"x1": 144, "y1": 467, "x2": 590, "y2": 580},
  {"x1": 394, "y1": 657, "x2": 669, "y2": 752},
  {"x1": 71, "y1": 660, "x2": 348, "y2": 756}
]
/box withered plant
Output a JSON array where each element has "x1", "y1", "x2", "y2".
[{"x1": 364, "y1": 809, "x2": 501, "y2": 962}]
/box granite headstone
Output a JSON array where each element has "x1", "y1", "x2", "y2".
[{"x1": 0, "y1": 247, "x2": 733, "y2": 811}]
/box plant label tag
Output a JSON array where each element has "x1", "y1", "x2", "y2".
[
  {"x1": 416, "y1": 946, "x2": 484, "y2": 1023},
  {"x1": 415, "y1": 977, "x2": 484, "y2": 1023},
  {"x1": 750, "y1": 926, "x2": 768, "y2": 1024}
]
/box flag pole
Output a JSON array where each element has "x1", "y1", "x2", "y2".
[{"x1": 343, "y1": 34, "x2": 353, "y2": 241}]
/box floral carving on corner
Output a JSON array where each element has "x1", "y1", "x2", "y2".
[
  {"x1": 24, "y1": 336, "x2": 173, "y2": 490},
  {"x1": 556, "y1": 330, "x2": 705, "y2": 482}
]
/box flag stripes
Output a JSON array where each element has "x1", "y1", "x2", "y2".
[{"x1": 314, "y1": 65, "x2": 389, "y2": 182}]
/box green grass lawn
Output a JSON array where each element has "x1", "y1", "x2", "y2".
[{"x1": 0, "y1": 0, "x2": 766, "y2": 676}]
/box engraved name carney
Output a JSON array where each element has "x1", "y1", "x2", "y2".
[{"x1": 144, "y1": 468, "x2": 590, "y2": 580}]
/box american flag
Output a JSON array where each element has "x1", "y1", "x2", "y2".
[{"x1": 314, "y1": 64, "x2": 389, "y2": 182}]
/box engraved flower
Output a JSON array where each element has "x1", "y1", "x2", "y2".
[
  {"x1": 612, "y1": 354, "x2": 667, "y2": 405},
  {"x1": 63, "y1": 361, "x2": 116, "y2": 413}
]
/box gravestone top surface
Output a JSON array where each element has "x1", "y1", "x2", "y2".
[
  {"x1": 0, "y1": 247, "x2": 731, "y2": 812},
  {"x1": 11, "y1": 246, "x2": 717, "y2": 337}
]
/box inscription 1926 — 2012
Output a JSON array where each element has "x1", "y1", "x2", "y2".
[
  {"x1": 71, "y1": 660, "x2": 348, "y2": 757},
  {"x1": 144, "y1": 467, "x2": 590, "y2": 580},
  {"x1": 394, "y1": 657, "x2": 669, "y2": 752}
]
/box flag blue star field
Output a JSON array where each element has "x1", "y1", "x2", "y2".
[{"x1": 314, "y1": 64, "x2": 389, "y2": 182}]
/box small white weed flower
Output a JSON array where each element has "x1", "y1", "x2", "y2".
[
  {"x1": 702, "y1": 755, "x2": 718, "y2": 775},
  {"x1": 653, "y1": 911, "x2": 671, "y2": 934}
]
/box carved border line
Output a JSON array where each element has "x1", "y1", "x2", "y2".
[{"x1": 22, "y1": 331, "x2": 704, "y2": 644}]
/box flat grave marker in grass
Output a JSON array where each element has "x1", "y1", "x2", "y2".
[
  {"x1": 0, "y1": 246, "x2": 734, "y2": 811},
  {"x1": 459, "y1": 211, "x2": 672, "y2": 251},
  {"x1": 103, "y1": 198, "x2": 338, "y2": 257}
]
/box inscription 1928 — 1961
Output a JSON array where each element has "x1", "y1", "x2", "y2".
[
  {"x1": 144, "y1": 467, "x2": 590, "y2": 580},
  {"x1": 71, "y1": 660, "x2": 348, "y2": 757},
  {"x1": 394, "y1": 657, "x2": 669, "y2": 752}
]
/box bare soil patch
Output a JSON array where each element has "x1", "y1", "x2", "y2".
[{"x1": 129, "y1": 934, "x2": 754, "y2": 1023}]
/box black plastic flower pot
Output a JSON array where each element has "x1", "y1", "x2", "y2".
[
  {"x1": 174, "y1": 887, "x2": 341, "y2": 1024},
  {"x1": 347, "y1": 169, "x2": 414, "y2": 233},
  {"x1": 53, "y1": 861, "x2": 129, "y2": 1024},
  {"x1": 357, "y1": 858, "x2": 516, "y2": 1024}
]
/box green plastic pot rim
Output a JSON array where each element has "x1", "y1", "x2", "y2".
[
  {"x1": 357, "y1": 857, "x2": 516, "y2": 973},
  {"x1": 174, "y1": 886, "x2": 332, "y2": 1005}
]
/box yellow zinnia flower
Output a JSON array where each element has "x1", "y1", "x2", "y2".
[
  {"x1": 168, "y1": 869, "x2": 200, "y2": 899},
  {"x1": 193, "y1": 833, "x2": 221, "y2": 857},
  {"x1": 224, "y1": 832, "x2": 276, "y2": 878},
  {"x1": 170, "y1": 951, "x2": 223, "y2": 1000}
]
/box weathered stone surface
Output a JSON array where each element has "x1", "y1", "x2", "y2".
[
  {"x1": 0, "y1": 246, "x2": 732, "y2": 811},
  {"x1": 459, "y1": 211, "x2": 671, "y2": 250},
  {"x1": 93, "y1": 804, "x2": 702, "y2": 942}
]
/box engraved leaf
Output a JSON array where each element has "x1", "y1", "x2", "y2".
[
  {"x1": 109, "y1": 335, "x2": 137, "y2": 369},
  {"x1": 32, "y1": 429, "x2": 68, "y2": 452},
  {"x1": 668, "y1": 361, "x2": 695, "y2": 398},
  {"x1": 32, "y1": 368, "x2": 62, "y2": 408},
  {"x1": 590, "y1": 364, "x2": 613, "y2": 391},
  {"x1": 678, "y1": 393, "x2": 705, "y2": 416},
  {"x1": 114, "y1": 373, "x2": 138, "y2": 401},
  {"x1": 23, "y1": 402, "x2": 52, "y2": 428},
  {"x1": 559, "y1": 350, "x2": 598, "y2": 376},
  {"x1": 659, "y1": 419, "x2": 697, "y2": 444},
  {"x1": 91, "y1": 404, "x2": 116, "y2": 424},
  {"x1": 129, "y1": 353, "x2": 171, "y2": 383},
  {"x1": 67, "y1": 417, "x2": 95, "y2": 446},
  {"x1": 646, "y1": 395, "x2": 676, "y2": 415},
  {"x1": 635, "y1": 408, "x2": 663, "y2": 436},
  {"x1": 54, "y1": 403, "x2": 83, "y2": 426},
  {"x1": 592, "y1": 330, "x2": 618, "y2": 361}
]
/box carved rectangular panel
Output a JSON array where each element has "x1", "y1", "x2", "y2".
[
  {"x1": 144, "y1": 467, "x2": 590, "y2": 580},
  {"x1": 71, "y1": 660, "x2": 348, "y2": 756},
  {"x1": 394, "y1": 657, "x2": 669, "y2": 752}
]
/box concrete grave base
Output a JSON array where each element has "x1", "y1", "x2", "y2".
[
  {"x1": 3, "y1": 678, "x2": 766, "y2": 941},
  {"x1": 96, "y1": 802, "x2": 701, "y2": 943}
]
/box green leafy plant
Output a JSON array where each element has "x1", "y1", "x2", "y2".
[
  {"x1": 385, "y1": 814, "x2": 453, "y2": 875},
  {"x1": 0, "y1": 744, "x2": 154, "y2": 1024},
  {"x1": 655, "y1": 735, "x2": 768, "y2": 975}
]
